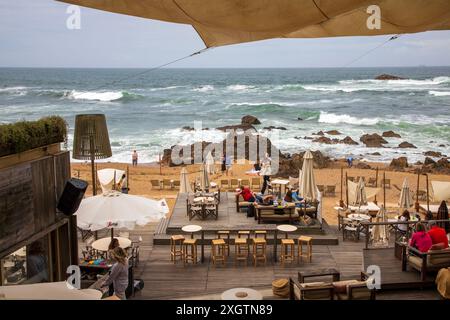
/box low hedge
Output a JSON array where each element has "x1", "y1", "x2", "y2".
[{"x1": 0, "y1": 116, "x2": 68, "y2": 157}]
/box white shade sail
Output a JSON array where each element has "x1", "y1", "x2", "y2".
[
  {"x1": 431, "y1": 181, "x2": 450, "y2": 202},
  {"x1": 75, "y1": 191, "x2": 169, "y2": 231},
  {"x1": 180, "y1": 167, "x2": 192, "y2": 193},
  {"x1": 347, "y1": 180, "x2": 380, "y2": 205},
  {"x1": 299, "y1": 150, "x2": 318, "y2": 201},
  {"x1": 97, "y1": 168, "x2": 125, "y2": 193},
  {"x1": 0, "y1": 281, "x2": 102, "y2": 300},
  {"x1": 398, "y1": 178, "x2": 413, "y2": 209}
]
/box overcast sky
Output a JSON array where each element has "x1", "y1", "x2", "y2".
[{"x1": 1, "y1": 0, "x2": 450, "y2": 68}]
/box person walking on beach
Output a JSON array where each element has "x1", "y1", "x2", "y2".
[
  {"x1": 132, "y1": 150, "x2": 138, "y2": 167},
  {"x1": 346, "y1": 156, "x2": 353, "y2": 168}
]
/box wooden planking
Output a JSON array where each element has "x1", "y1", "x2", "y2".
[
  {"x1": 53, "y1": 152, "x2": 71, "y2": 199},
  {"x1": 0, "y1": 163, "x2": 35, "y2": 253}
]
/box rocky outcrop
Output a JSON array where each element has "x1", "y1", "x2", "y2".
[
  {"x1": 424, "y1": 157, "x2": 436, "y2": 165},
  {"x1": 263, "y1": 126, "x2": 287, "y2": 130},
  {"x1": 313, "y1": 131, "x2": 324, "y2": 136},
  {"x1": 313, "y1": 135, "x2": 358, "y2": 145},
  {"x1": 216, "y1": 124, "x2": 256, "y2": 132},
  {"x1": 382, "y1": 130, "x2": 401, "y2": 138},
  {"x1": 398, "y1": 141, "x2": 417, "y2": 149},
  {"x1": 420, "y1": 157, "x2": 450, "y2": 174},
  {"x1": 241, "y1": 115, "x2": 261, "y2": 125},
  {"x1": 325, "y1": 130, "x2": 341, "y2": 135},
  {"x1": 370, "y1": 152, "x2": 381, "y2": 156},
  {"x1": 341, "y1": 136, "x2": 358, "y2": 145},
  {"x1": 424, "y1": 151, "x2": 444, "y2": 157},
  {"x1": 356, "y1": 162, "x2": 371, "y2": 169},
  {"x1": 360, "y1": 133, "x2": 388, "y2": 147},
  {"x1": 182, "y1": 126, "x2": 195, "y2": 131},
  {"x1": 278, "y1": 151, "x2": 331, "y2": 177},
  {"x1": 390, "y1": 157, "x2": 409, "y2": 170},
  {"x1": 375, "y1": 74, "x2": 405, "y2": 80},
  {"x1": 312, "y1": 136, "x2": 335, "y2": 144}
]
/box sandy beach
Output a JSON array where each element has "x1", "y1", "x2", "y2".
[{"x1": 72, "y1": 159, "x2": 450, "y2": 226}]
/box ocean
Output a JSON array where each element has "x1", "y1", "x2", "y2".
[{"x1": 1, "y1": 67, "x2": 449, "y2": 164}]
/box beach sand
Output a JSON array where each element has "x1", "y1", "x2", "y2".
[{"x1": 71, "y1": 160, "x2": 450, "y2": 226}]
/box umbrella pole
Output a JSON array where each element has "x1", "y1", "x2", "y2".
[
  {"x1": 127, "y1": 166, "x2": 130, "y2": 191},
  {"x1": 415, "y1": 171, "x2": 420, "y2": 212},
  {"x1": 383, "y1": 171, "x2": 386, "y2": 209},
  {"x1": 90, "y1": 135, "x2": 97, "y2": 196},
  {"x1": 374, "y1": 167, "x2": 378, "y2": 205},
  {"x1": 345, "y1": 172, "x2": 349, "y2": 208},
  {"x1": 425, "y1": 173, "x2": 430, "y2": 212},
  {"x1": 111, "y1": 228, "x2": 114, "y2": 241},
  {"x1": 339, "y1": 167, "x2": 344, "y2": 208}
]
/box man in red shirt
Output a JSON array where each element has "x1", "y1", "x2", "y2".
[{"x1": 427, "y1": 222, "x2": 449, "y2": 249}]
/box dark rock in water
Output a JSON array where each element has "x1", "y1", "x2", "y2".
[
  {"x1": 341, "y1": 136, "x2": 358, "y2": 145},
  {"x1": 241, "y1": 115, "x2": 261, "y2": 125},
  {"x1": 375, "y1": 74, "x2": 406, "y2": 80},
  {"x1": 360, "y1": 133, "x2": 388, "y2": 147},
  {"x1": 325, "y1": 130, "x2": 341, "y2": 135},
  {"x1": 297, "y1": 117, "x2": 303, "y2": 121},
  {"x1": 182, "y1": 126, "x2": 194, "y2": 131},
  {"x1": 356, "y1": 162, "x2": 371, "y2": 169},
  {"x1": 424, "y1": 151, "x2": 444, "y2": 157},
  {"x1": 264, "y1": 126, "x2": 287, "y2": 131},
  {"x1": 313, "y1": 131, "x2": 324, "y2": 136},
  {"x1": 390, "y1": 157, "x2": 408, "y2": 170},
  {"x1": 277, "y1": 127, "x2": 287, "y2": 130},
  {"x1": 424, "y1": 157, "x2": 436, "y2": 165},
  {"x1": 439, "y1": 144, "x2": 446, "y2": 147},
  {"x1": 370, "y1": 152, "x2": 381, "y2": 156},
  {"x1": 302, "y1": 136, "x2": 313, "y2": 140},
  {"x1": 216, "y1": 124, "x2": 256, "y2": 132},
  {"x1": 382, "y1": 130, "x2": 401, "y2": 138},
  {"x1": 398, "y1": 141, "x2": 417, "y2": 149},
  {"x1": 312, "y1": 136, "x2": 334, "y2": 144}
]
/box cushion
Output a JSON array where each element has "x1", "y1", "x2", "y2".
[
  {"x1": 430, "y1": 243, "x2": 446, "y2": 251},
  {"x1": 299, "y1": 281, "x2": 327, "y2": 288},
  {"x1": 332, "y1": 280, "x2": 359, "y2": 294}
]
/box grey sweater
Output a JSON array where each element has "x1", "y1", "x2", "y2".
[{"x1": 103, "y1": 261, "x2": 129, "y2": 299}]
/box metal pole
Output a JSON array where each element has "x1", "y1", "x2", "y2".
[
  {"x1": 374, "y1": 167, "x2": 378, "y2": 205},
  {"x1": 89, "y1": 135, "x2": 97, "y2": 196},
  {"x1": 339, "y1": 167, "x2": 345, "y2": 208},
  {"x1": 425, "y1": 173, "x2": 430, "y2": 212},
  {"x1": 383, "y1": 171, "x2": 386, "y2": 209},
  {"x1": 345, "y1": 172, "x2": 349, "y2": 208}
]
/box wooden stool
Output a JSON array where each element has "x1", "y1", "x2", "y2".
[
  {"x1": 234, "y1": 238, "x2": 249, "y2": 266},
  {"x1": 298, "y1": 236, "x2": 313, "y2": 263},
  {"x1": 280, "y1": 239, "x2": 295, "y2": 266},
  {"x1": 211, "y1": 239, "x2": 226, "y2": 266},
  {"x1": 217, "y1": 231, "x2": 230, "y2": 256},
  {"x1": 252, "y1": 238, "x2": 267, "y2": 266},
  {"x1": 182, "y1": 238, "x2": 198, "y2": 265},
  {"x1": 238, "y1": 230, "x2": 251, "y2": 239},
  {"x1": 170, "y1": 235, "x2": 185, "y2": 263},
  {"x1": 254, "y1": 230, "x2": 267, "y2": 240}
]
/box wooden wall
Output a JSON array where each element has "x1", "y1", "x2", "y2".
[{"x1": 0, "y1": 151, "x2": 71, "y2": 257}]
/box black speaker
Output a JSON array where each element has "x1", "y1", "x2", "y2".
[{"x1": 57, "y1": 178, "x2": 88, "y2": 215}]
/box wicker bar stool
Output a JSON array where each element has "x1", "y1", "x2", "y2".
[
  {"x1": 280, "y1": 239, "x2": 295, "y2": 266},
  {"x1": 217, "y1": 230, "x2": 230, "y2": 256},
  {"x1": 183, "y1": 238, "x2": 198, "y2": 266},
  {"x1": 252, "y1": 238, "x2": 267, "y2": 266},
  {"x1": 170, "y1": 235, "x2": 185, "y2": 263},
  {"x1": 298, "y1": 236, "x2": 313, "y2": 263},
  {"x1": 234, "y1": 238, "x2": 249, "y2": 266},
  {"x1": 254, "y1": 230, "x2": 267, "y2": 240},
  {"x1": 211, "y1": 239, "x2": 226, "y2": 266}
]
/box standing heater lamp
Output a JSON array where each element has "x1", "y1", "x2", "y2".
[{"x1": 72, "y1": 114, "x2": 112, "y2": 196}]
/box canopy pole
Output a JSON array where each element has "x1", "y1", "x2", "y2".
[
  {"x1": 339, "y1": 167, "x2": 344, "y2": 208},
  {"x1": 345, "y1": 172, "x2": 349, "y2": 208},
  {"x1": 374, "y1": 167, "x2": 378, "y2": 205},
  {"x1": 425, "y1": 173, "x2": 430, "y2": 212},
  {"x1": 383, "y1": 171, "x2": 386, "y2": 209},
  {"x1": 415, "y1": 171, "x2": 420, "y2": 212}
]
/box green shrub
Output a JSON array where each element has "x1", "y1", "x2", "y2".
[{"x1": 0, "y1": 116, "x2": 68, "y2": 157}]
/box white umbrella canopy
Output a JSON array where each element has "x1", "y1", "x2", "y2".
[
  {"x1": 371, "y1": 205, "x2": 389, "y2": 246},
  {"x1": 205, "y1": 151, "x2": 215, "y2": 175},
  {"x1": 180, "y1": 167, "x2": 192, "y2": 193},
  {"x1": 299, "y1": 150, "x2": 318, "y2": 201},
  {"x1": 75, "y1": 191, "x2": 169, "y2": 231},
  {"x1": 354, "y1": 177, "x2": 368, "y2": 207},
  {"x1": 97, "y1": 168, "x2": 125, "y2": 193},
  {"x1": 398, "y1": 178, "x2": 413, "y2": 209},
  {"x1": 200, "y1": 163, "x2": 210, "y2": 191}
]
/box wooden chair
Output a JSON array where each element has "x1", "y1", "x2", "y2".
[
  {"x1": 234, "y1": 238, "x2": 249, "y2": 266},
  {"x1": 211, "y1": 239, "x2": 226, "y2": 266},
  {"x1": 325, "y1": 185, "x2": 336, "y2": 197},
  {"x1": 230, "y1": 179, "x2": 239, "y2": 190},
  {"x1": 381, "y1": 178, "x2": 391, "y2": 189},
  {"x1": 170, "y1": 235, "x2": 185, "y2": 263},
  {"x1": 172, "y1": 180, "x2": 180, "y2": 190},
  {"x1": 317, "y1": 185, "x2": 325, "y2": 193},
  {"x1": 251, "y1": 177, "x2": 261, "y2": 189},
  {"x1": 150, "y1": 179, "x2": 161, "y2": 190},
  {"x1": 182, "y1": 238, "x2": 197, "y2": 265},
  {"x1": 240, "y1": 179, "x2": 250, "y2": 188},
  {"x1": 298, "y1": 236, "x2": 312, "y2": 263},
  {"x1": 187, "y1": 200, "x2": 204, "y2": 221},
  {"x1": 280, "y1": 239, "x2": 295, "y2": 266},
  {"x1": 342, "y1": 218, "x2": 360, "y2": 241},
  {"x1": 220, "y1": 179, "x2": 229, "y2": 190},
  {"x1": 217, "y1": 231, "x2": 230, "y2": 256},
  {"x1": 252, "y1": 238, "x2": 267, "y2": 266},
  {"x1": 204, "y1": 199, "x2": 218, "y2": 220}
]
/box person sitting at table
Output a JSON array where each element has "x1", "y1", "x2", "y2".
[
  {"x1": 101, "y1": 247, "x2": 129, "y2": 300},
  {"x1": 397, "y1": 210, "x2": 410, "y2": 234},
  {"x1": 410, "y1": 223, "x2": 433, "y2": 253},
  {"x1": 108, "y1": 238, "x2": 120, "y2": 251},
  {"x1": 260, "y1": 194, "x2": 275, "y2": 206},
  {"x1": 427, "y1": 221, "x2": 449, "y2": 249}
]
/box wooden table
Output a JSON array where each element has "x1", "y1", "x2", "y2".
[
  {"x1": 91, "y1": 237, "x2": 131, "y2": 252},
  {"x1": 221, "y1": 287, "x2": 263, "y2": 300}
]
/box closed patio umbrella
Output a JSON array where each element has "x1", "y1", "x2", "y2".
[
  {"x1": 299, "y1": 150, "x2": 318, "y2": 201},
  {"x1": 180, "y1": 167, "x2": 192, "y2": 193},
  {"x1": 436, "y1": 201, "x2": 450, "y2": 233},
  {"x1": 398, "y1": 178, "x2": 413, "y2": 210},
  {"x1": 200, "y1": 163, "x2": 210, "y2": 191},
  {"x1": 205, "y1": 151, "x2": 215, "y2": 175},
  {"x1": 371, "y1": 205, "x2": 389, "y2": 247},
  {"x1": 75, "y1": 191, "x2": 169, "y2": 237},
  {"x1": 354, "y1": 177, "x2": 368, "y2": 207}
]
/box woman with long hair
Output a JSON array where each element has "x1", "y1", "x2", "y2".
[
  {"x1": 101, "y1": 247, "x2": 129, "y2": 300},
  {"x1": 437, "y1": 201, "x2": 449, "y2": 233}
]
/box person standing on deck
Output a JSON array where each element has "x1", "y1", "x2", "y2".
[
  {"x1": 225, "y1": 154, "x2": 232, "y2": 176},
  {"x1": 132, "y1": 150, "x2": 138, "y2": 167},
  {"x1": 260, "y1": 153, "x2": 272, "y2": 194}
]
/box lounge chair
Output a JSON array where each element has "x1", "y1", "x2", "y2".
[
  {"x1": 325, "y1": 185, "x2": 336, "y2": 197},
  {"x1": 251, "y1": 177, "x2": 261, "y2": 189},
  {"x1": 381, "y1": 178, "x2": 391, "y2": 189},
  {"x1": 150, "y1": 179, "x2": 161, "y2": 190}
]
